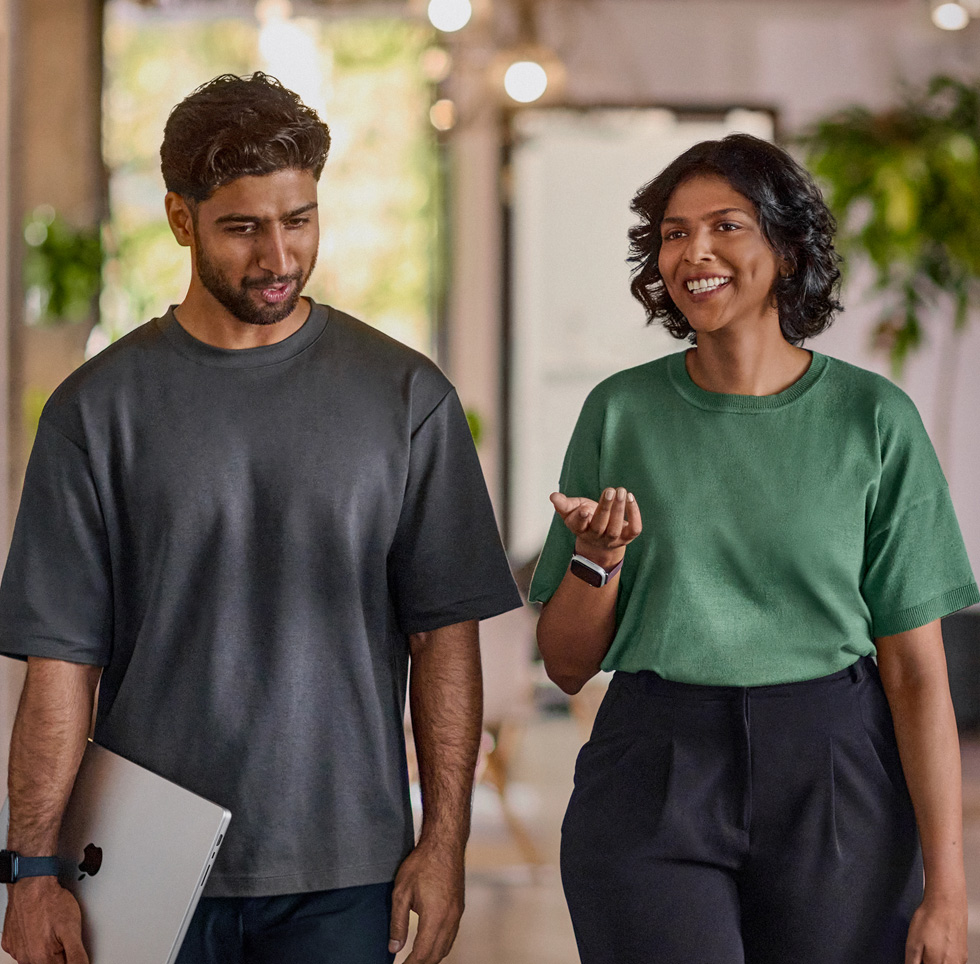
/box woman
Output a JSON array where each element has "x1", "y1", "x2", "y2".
[{"x1": 530, "y1": 134, "x2": 978, "y2": 964}]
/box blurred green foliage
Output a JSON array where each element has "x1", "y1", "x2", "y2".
[
  {"x1": 23, "y1": 206, "x2": 102, "y2": 325},
  {"x1": 465, "y1": 408, "x2": 483, "y2": 447},
  {"x1": 801, "y1": 76, "x2": 980, "y2": 376}
]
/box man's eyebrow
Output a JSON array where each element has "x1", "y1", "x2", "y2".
[
  {"x1": 214, "y1": 202, "x2": 318, "y2": 225},
  {"x1": 661, "y1": 207, "x2": 749, "y2": 226}
]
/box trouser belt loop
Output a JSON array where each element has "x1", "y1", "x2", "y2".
[{"x1": 848, "y1": 657, "x2": 868, "y2": 684}]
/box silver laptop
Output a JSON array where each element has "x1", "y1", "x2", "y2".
[{"x1": 1, "y1": 740, "x2": 231, "y2": 964}]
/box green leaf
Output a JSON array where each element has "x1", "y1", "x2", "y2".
[{"x1": 799, "y1": 76, "x2": 980, "y2": 377}]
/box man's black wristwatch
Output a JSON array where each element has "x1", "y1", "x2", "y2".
[{"x1": 0, "y1": 850, "x2": 61, "y2": 883}]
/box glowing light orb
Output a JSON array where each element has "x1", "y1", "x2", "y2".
[
  {"x1": 427, "y1": 0, "x2": 472, "y2": 33},
  {"x1": 504, "y1": 60, "x2": 548, "y2": 104},
  {"x1": 429, "y1": 99, "x2": 456, "y2": 131},
  {"x1": 933, "y1": 2, "x2": 970, "y2": 29}
]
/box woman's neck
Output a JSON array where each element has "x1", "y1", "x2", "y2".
[{"x1": 685, "y1": 325, "x2": 812, "y2": 397}]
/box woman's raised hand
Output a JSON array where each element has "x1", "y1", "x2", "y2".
[{"x1": 550, "y1": 487, "x2": 642, "y2": 567}]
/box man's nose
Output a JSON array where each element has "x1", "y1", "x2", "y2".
[{"x1": 257, "y1": 226, "x2": 292, "y2": 276}]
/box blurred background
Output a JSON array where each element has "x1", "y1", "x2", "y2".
[{"x1": 1, "y1": 0, "x2": 980, "y2": 959}]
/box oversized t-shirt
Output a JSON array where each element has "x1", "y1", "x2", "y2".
[
  {"x1": 530, "y1": 349, "x2": 978, "y2": 686},
  {"x1": 0, "y1": 301, "x2": 521, "y2": 896}
]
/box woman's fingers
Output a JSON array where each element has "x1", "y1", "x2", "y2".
[
  {"x1": 604, "y1": 488, "x2": 628, "y2": 541},
  {"x1": 624, "y1": 491, "x2": 642, "y2": 537},
  {"x1": 551, "y1": 489, "x2": 640, "y2": 545},
  {"x1": 550, "y1": 492, "x2": 597, "y2": 534},
  {"x1": 588, "y1": 488, "x2": 617, "y2": 536},
  {"x1": 549, "y1": 491, "x2": 573, "y2": 515}
]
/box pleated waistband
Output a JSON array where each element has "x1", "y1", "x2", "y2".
[{"x1": 612, "y1": 655, "x2": 878, "y2": 702}]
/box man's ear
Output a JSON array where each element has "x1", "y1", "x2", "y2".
[{"x1": 165, "y1": 192, "x2": 195, "y2": 248}]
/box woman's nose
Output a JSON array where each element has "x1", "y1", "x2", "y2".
[{"x1": 683, "y1": 227, "x2": 714, "y2": 263}]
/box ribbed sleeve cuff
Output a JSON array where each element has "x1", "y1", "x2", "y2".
[{"x1": 873, "y1": 583, "x2": 980, "y2": 638}]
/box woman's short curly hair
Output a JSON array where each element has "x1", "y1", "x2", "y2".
[
  {"x1": 627, "y1": 133, "x2": 842, "y2": 345},
  {"x1": 160, "y1": 72, "x2": 331, "y2": 203}
]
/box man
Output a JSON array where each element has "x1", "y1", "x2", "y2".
[{"x1": 0, "y1": 73, "x2": 520, "y2": 964}]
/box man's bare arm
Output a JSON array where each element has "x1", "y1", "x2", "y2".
[
  {"x1": 2, "y1": 656, "x2": 101, "y2": 964},
  {"x1": 388, "y1": 619, "x2": 481, "y2": 964}
]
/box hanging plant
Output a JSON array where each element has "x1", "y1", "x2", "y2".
[
  {"x1": 800, "y1": 75, "x2": 980, "y2": 377},
  {"x1": 23, "y1": 205, "x2": 103, "y2": 325}
]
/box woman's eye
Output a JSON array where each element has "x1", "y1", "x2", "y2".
[
  {"x1": 662, "y1": 230, "x2": 684, "y2": 241},
  {"x1": 718, "y1": 222, "x2": 740, "y2": 232}
]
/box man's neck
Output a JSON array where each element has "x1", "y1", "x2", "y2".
[{"x1": 174, "y1": 293, "x2": 312, "y2": 350}]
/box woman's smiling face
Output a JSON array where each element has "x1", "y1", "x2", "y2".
[{"x1": 657, "y1": 174, "x2": 784, "y2": 338}]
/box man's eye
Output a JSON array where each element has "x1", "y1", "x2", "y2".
[
  {"x1": 286, "y1": 218, "x2": 310, "y2": 228},
  {"x1": 718, "y1": 222, "x2": 740, "y2": 232},
  {"x1": 227, "y1": 224, "x2": 256, "y2": 235}
]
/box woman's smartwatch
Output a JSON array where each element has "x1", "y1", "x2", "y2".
[
  {"x1": 0, "y1": 850, "x2": 61, "y2": 883},
  {"x1": 569, "y1": 553, "x2": 624, "y2": 588}
]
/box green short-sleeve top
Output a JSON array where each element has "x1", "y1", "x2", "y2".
[{"x1": 529, "y1": 349, "x2": 979, "y2": 686}]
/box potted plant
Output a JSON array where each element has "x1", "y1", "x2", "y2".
[{"x1": 800, "y1": 76, "x2": 980, "y2": 462}]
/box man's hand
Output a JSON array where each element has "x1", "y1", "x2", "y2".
[
  {"x1": 388, "y1": 839, "x2": 464, "y2": 963},
  {"x1": 1, "y1": 877, "x2": 88, "y2": 964}
]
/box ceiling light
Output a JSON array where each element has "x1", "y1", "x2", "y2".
[
  {"x1": 429, "y1": 99, "x2": 457, "y2": 131},
  {"x1": 504, "y1": 60, "x2": 549, "y2": 104},
  {"x1": 420, "y1": 46, "x2": 453, "y2": 84},
  {"x1": 932, "y1": 1, "x2": 970, "y2": 29},
  {"x1": 427, "y1": 0, "x2": 472, "y2": 33}
]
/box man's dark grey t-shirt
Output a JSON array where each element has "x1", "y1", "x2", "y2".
[{"x1": 0, "y1": 302, "x2": 521, "y2": 896}]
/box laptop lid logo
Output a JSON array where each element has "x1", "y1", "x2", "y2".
[{"x1": 78, "y1": 843, "x2": 103, "y2": 880}]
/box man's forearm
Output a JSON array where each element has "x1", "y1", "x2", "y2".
[
  {"x1": 407, "y1": 620, "x2": 482, "y2": 852},
  {"x1": 7, "y1": 657, "x2": 101, "y2": 854}
]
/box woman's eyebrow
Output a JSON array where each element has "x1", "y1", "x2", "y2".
[{"x1": 661, "y1": 207, "x2": 750, "y2": 225}]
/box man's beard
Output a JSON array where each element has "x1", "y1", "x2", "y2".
[{"x1": 194, "y1": 242, "x2": 316, "y2": 327}]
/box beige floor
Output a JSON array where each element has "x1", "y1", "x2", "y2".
[{"x1": 414, "y1": 714, "x2": 980, "y2": 964}]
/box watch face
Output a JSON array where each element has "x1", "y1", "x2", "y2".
[
  {"x1": 0, "y1": 850, "x2": 14, "y2": 884},
  {"x1": 570, "y1": 558, "x2": 604, "y2": 588}
]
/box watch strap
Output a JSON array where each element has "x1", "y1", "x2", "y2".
[
  {"x1": 570, "y1": 553, "x2": 624, "y2": 588},
  {"x1": 0, "y1": 850, "x2": 61, "y2": 883}
]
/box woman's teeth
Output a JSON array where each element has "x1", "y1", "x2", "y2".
[{"x1": 686, "y1": 277, "x2": 730, "y2": 293}]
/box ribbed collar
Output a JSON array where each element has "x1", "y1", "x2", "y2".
[
  {"x1": 667, "y1": 348, "x2": 828, "y2": 413},
  {"x1": 156, "y1": 300, "x2": 329, "y2": 369}
]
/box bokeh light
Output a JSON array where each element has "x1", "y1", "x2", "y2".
[
  {"x1": 427, "y1": 0, "x2": 472, "y2": 33},
  {"x1": 932, "y1": 1, "x2": 970, "y2": 29},
  {"x1": 504, "y1": 60, "x2": 548, "y2": 104}
]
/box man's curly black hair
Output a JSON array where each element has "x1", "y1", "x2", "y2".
[
  {"x1": 627, "y1": 133, "x2": 842, "y2": 345},
  {"x1": 160, "y1": 72, "x2": 331, "y2": 203}
]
